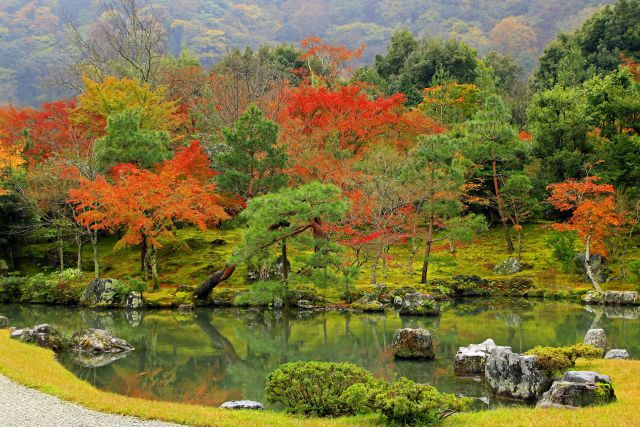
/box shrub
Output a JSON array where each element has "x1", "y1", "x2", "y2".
[
  {"x1": 344, "y1": 378, "x2": 470, "y2": 426},
  {"x1": 629, "y1": 259, "x2": 640, "y2": 282},
  {"x1": 525, "y1": 346, "x2": 572, "y2": 373},
  {"x1": 0, "y1": 275, "x2": 27, "y2": 302},
  {"x1": 265, "y1": 361, "x2": 374, "y2": 416},
  {"x1": 21, "y1": 269, "x2": 85, "y2": 304},
  {"x1": 545, "y1": 231, "x2": 577, "y2": 273},
  {"x1": 235, "y1": 280, "x2": 286, "y2": 307},
  {"x1": 525, "y1": 343, "x2": 603, "y2": 374},
  {"x1": 112, "y1": 278, "x2": 147, "y2": 298}
]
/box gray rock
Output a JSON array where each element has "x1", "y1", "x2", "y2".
[
  {"x1": 604, "y1": 349, "x2": 630, "y2": 359},
  {"x1": 392, "y1": 328, "x2": 435, "y2": 359},
  {"x1": 584, "y1": 329, "x2": 610, "y2": 352},
  {"x1": 220, "y1": 400, "x2": 264, "y2": 410},
  {"x1": 0, "y1": 316, "x2": 9, "y2": 329},
  {"x1": 10, "y1": 324, "x2": 65, "y2": 352},
  {"x1": 582, "y1": 291, "x2": 639, "y2": 306},
  {"x1": 494, "y1": 257, "x2": 522, "y2": 275},
  {"x1": 563, "y1": 371, "x2": 611, "y2": 384},
  {"x1": 351, "y1": 294, "x2": 385, "y2": 312},
  {"x1": 537, "y1": 371, "x2": 615, "y2": 408},
  {"x1": 69, "y1": 329, "x2": 134, "y2": 354},
  {"x1": 81, "y1": 279, "x2": 143, "y2": 309},
  {"x1": 296, "y1": 299, "x2": 314, "y2": 309},
  {"x1": 395, "y1": 292, "x2": 440, "y2": 316},
  {"x1": 272, "y1": 297, "x2": 283, "y2": 310},
  {"x1": 485, "y1": 347, "x2": 553, "y2": 401},
  {"x1": 454, "y1": 339, "x2": 511, "y2": 375}
]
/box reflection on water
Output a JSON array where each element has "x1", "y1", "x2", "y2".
[{"x1": 1, "y1": 299, "x2": 638, "y2": 409}]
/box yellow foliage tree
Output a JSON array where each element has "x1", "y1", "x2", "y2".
[
  {"x1": 0, "y1": 140, "x2": 24, "y2": 195},
  {"x1": 73, "y1": 76, "x2": 183, "y2": 134}
]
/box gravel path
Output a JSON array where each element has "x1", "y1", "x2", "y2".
[{"x1": 0, "y1": 375, "x2": 184, "y2": 427}]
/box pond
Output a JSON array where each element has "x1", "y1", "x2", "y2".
[{"x1": 1, "y1": 299, "x2": 638, "y2": 410}]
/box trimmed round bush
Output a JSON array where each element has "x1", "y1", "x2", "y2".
[
  {"x1": 344, "y1": 378, "x2": 470, "y2": 426},
  {"x1": 265, "y1": 361, "x2": 373, "y2": 416},
  {"x1": 525, "y1": 346, "x2": 572, "y2": 373}
]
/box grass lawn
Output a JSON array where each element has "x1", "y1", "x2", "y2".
[{"x1": 1, "y1": 330, "x2": 638, "y2": 426}]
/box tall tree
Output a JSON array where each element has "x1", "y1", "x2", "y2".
[
  {"x1": 215, "y1": 105, "x2": 287, "y2": 200},
  {"x1": 466, "y1": 95, "x2": 522, "y2": 253},
  {"x1": 547, "y1": 176, "x2": 622, "y2": 291},
  {"x1": 70, "y1": 141, "x2": 229, "y2": 290}
]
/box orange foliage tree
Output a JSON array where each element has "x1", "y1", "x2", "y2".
[
  {"x1": 547, "y1": 176, "x2": 622, "y2": 291},
  {"x1": 69, "y1": 141, "x2": 229, "y2": 290}
]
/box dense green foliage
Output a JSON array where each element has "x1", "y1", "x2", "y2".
[
  {"x1": 266, "y1": 361, "x2": 469, "y2": 424},
  {"x1": 265, "y1": 361, "x2": 374, "y2": 417},
  {"x1": 525, "y1": 343, "x2": 604, "y2": 373}
]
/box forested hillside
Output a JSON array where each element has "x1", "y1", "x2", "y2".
[{"x1": 0, "y1": 0, "x2": 615, "y2": 105}]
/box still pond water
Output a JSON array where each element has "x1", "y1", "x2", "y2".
[{"x1": 1, "y1": 300, "x2": 638, "y2": 409}]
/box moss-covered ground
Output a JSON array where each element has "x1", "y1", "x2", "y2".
[{"x1": 12, "y1": 222, "x2": 640, "y2": 305}]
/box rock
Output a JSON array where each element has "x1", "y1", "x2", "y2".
[
  {"x1": 604, "y1": 349, "x2": 630, "y2": 359},
  {"x1": 485, "y1": 347, "x2": 553, "y2": 401},
  {"x1": 10, "y1": 324, "x2": 65, "y2": 352},
  {"x1": 392, "y1": 328, "x2": 435, "y2": 359},
  {"x1": 0, "y1": 316, "x2": 9, "y2": 329},
  {"x1": 582, "y1": 291, "x2": 640, "y2": 306},
  {"x1": 537, "y1": 371, "x2": 615, "y2": 408},
  {"x1": 584, "y1": 329, "x2": 610, "y2": 352},
  {"x1": 123, "y1": 291, "x2": 143, "y2": 309},
  {"x1": 0, "y1": 259, "x2": 8, "y2": 271},
  {"x1": 81, "y1": 279, "x2": 143, "y2": 309},
  {"x1": 494, "y1": 257, "x2": 522, "y2": 275},
  {"x1": 296, "y1": 299, "x2": 314, "y2": 309},
  {"x1": 178, "y1": 304, "x2": 194, "y2": 313},
  {"x1": 272, "y1": 297, "x2": 283, "y2": 310},
  {"x1": 247, "y1": 255, "x2": 290, "y2": 282},
  {"x1": 210, "y1": 239, "x2": 227, "y2": 247},
  {"x1": 454, "y1": 339, "x2": 511, "y2": 375},
  {"x1": 395, "y1": 292, "x2": 440, "y2": 316},
  {"x1": 69, "y1": 329, "x2": 134, "y2": 354},
  {"x1": 574, "y1": 254, "x2": 608, "y2": 283},
  {"x1": 351, "y1": 294, "x2": 384, "y2": 312},
  {"x1": 220, "y1": 400, "x2": 264, "y2": 410}
]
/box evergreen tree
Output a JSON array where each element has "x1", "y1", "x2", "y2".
[{"x1": 216, "y1": 105, "x2": 288, "y2": 199}]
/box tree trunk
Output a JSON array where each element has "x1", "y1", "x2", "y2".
[
  {"x1": 371, "y1": 249, "x2": 381, "y2": 285},
  {"x1": 91, "y1": 229, "x2": 99, "y2": 279},
  {"x1": 492, "y1": 158, "x2": 514, "y2": 253},
  {"x1": 76, "y1": 234, "x2": 83, "y2": 271},
  {"x1": 584, "y1": 235, "x2": 603, "y2": 292},
  {"x1": 58, "y1": 228, "x2": 64, "y2": 272},
  {"x1": 149, "y1": 245, "x2": 159, "y2": 291},
  {"x1": 516, "y1": 229, "x2": 522, "y2": 261},
  {"x1": 421, "y1": 213, "x2": 434, "y2": 284},
  {"x1": 281, "y1": 239, "x2": 289, "y2": 282},
  {"x1": 140, "y1": 235, "x2": 147, "y2": 272},
  {"x1": 193, "y1": 264, "x2": 237, "y2": 300}
]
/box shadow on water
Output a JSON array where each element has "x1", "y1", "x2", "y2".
[{"x1": 1, "y1": 299, "x2": 639, "y2": 409}]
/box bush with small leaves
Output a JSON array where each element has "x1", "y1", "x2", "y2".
[
  {"x1": 265, "y1": 362, "x2": 374, "y2": 417},
  {"x1": 344, "y1": 378, "x2": 470, "y2": 426},
  {"x1": 525, "y1": 343, "x2": 604, "y2": 374}
]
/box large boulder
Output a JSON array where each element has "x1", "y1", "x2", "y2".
[
  {"x1": 81, "y1": 279, "x2": 143, "y2": 309},
  {"x1": 494, "y1": 258, "x2": 522, "y2": 275},
  {"x1": 220, "y1": 400, "x2": 264, "y2": 410},
  {"x1": 604, "y1": 349, "x2": 630, "y2": 359},
  {"x1": 69, "y1": 329, "x2": 134, "y2": 355},
  {"x1": 485, "y1": 347, "x2": 553, "y2": 401},
  {"x1": 392, "y1": 328, "x2": 435, "y2": 359},
  {"x1": 0, "y1": 315, "x2": 9, "y2": 329},
  {"x1": 394, "y1": 292, "x2": 440, "y2": 316},
  {"x1": 584, "y1": 329, "x2": 610, "y2": 353},
  {"x1": 454, "y1": 339, "x2": 511, "y2": 375},
  {"x1": 10, "y1": 324, "x2": 65, "y2": 352},
  {"x1": 537, "y1": 371, "x2": 615, "y2": 408},
  {"x1": 582, "y1": 291, "x2": 640, "y2": 306}
]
